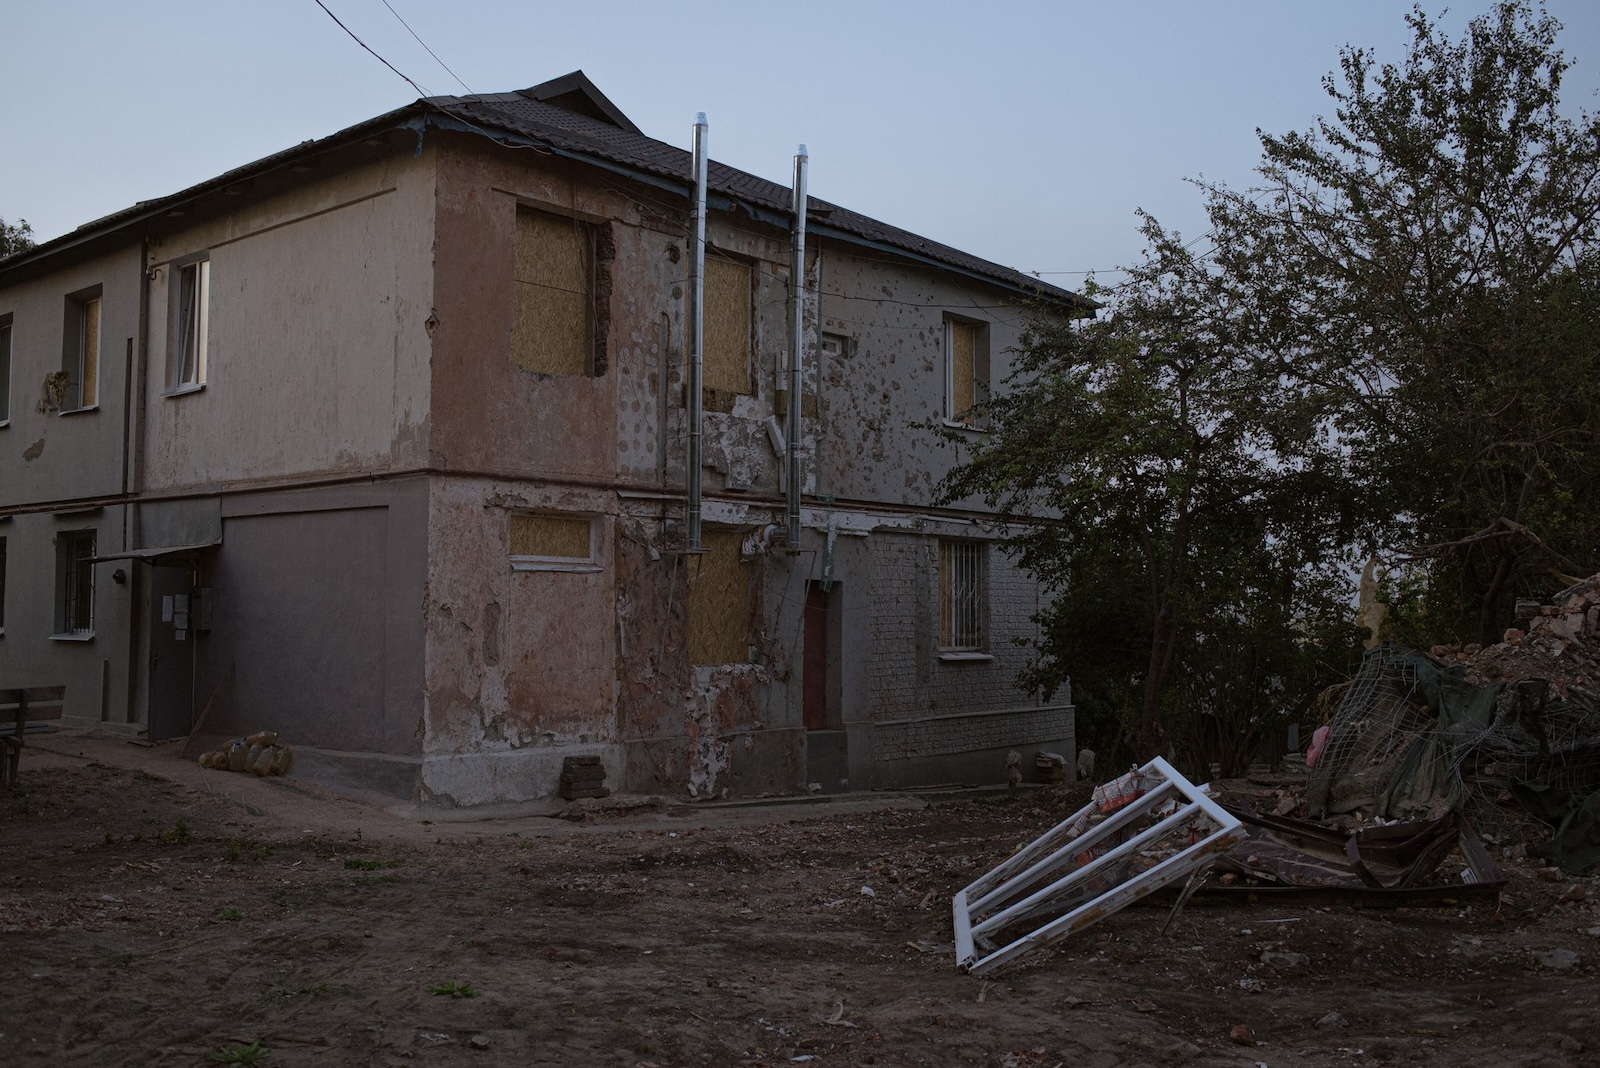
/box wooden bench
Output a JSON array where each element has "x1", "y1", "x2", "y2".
[{"x1": 0, "y1": 687, "x2": 65, "y2": 789}]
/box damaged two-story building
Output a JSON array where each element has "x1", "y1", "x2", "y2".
[{"x1": 0, "y1": 72, "x2": 1086, "y2": 805}]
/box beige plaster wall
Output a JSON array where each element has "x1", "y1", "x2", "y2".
[{"x1": 141, "y1": 151, "x2": 437, "y2": 492}]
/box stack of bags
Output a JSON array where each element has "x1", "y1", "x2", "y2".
[{"x1": 198, "y1": 730, "x2": 293, "y2": 776}]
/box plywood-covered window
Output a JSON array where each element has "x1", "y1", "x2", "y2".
[
  {"x1": 944, "y1": 318, "x2": 989, "y2": 426},
  {"x1": 703, "y1": 255, "x2": 752, "y2": 396},
  {"x1": 509, "y1": 513, "x2": 600, "y2": 573},
  {"x1": 513, "y1": 207, "x2": 597, "y2": 377},
  {"x1": 62, "y1": 291, "x2": 101, "y2": 411},
  {"x1": 687, "y1": 530, "x2": 750, "y2": 665}
]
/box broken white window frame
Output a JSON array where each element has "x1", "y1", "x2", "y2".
[{"x1": 952, "y1": 756, "x2": 1245, "y2": 976}]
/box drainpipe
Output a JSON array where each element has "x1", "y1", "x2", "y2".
[
  {"x1": 786, "y1": 145, "x2": 807, "y2": 551},
  {"x1": 125, "y1": 239, "x2": 151, "y2": 729},
  {"x1": 686, "y1": 113, "x2": 708, "y2": 552}
]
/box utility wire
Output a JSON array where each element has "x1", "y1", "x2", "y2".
[
  {"x1": 312, "y1": 0, "x2": 432, "y2": 98},
  {"x1": 379, "y1": 0, "x2": 473, "y2": 95}
]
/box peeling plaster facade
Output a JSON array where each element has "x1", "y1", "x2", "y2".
[{"x1": 0, "y1": 73, "x2": 1077, "y2": 805}]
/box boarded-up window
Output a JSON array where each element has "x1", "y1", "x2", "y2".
[
  {"x1": 939, "y1": 540, "x2": 984, "y2": 651},
  {"x1": 703, "y1": 255, "x2": 752, "y2": 395},
  {"x1": 513, "y1": 208, "x2": 593, "y2": 377},
  {"x1": 946, "y1": 320, "x2": 979, "y2": 424},
  {"x1": 509, "y1": 513, "x2": 597, "y2": 572},
  {"x1": 687, "y1": 530, "x2": 749, "y2": 664}
]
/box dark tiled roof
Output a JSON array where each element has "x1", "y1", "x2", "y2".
[
  {"x1": 426, "y1": 74, "x2": 1088, "y2": 309},
  {"x1": 3, "y1": 70, "x2": 1089, "y2": 311}
]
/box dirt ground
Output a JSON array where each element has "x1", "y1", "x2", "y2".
[{"x1": 3, "y1": 735, "x2": 1598, "y2": 1067}]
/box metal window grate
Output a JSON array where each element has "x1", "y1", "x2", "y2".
[
  {"x1": 939, "y1": 540, "x2": 983, "y2": 650},
  {"x1": 60, "y1": 531, "x2": 95, "y2": 634}
]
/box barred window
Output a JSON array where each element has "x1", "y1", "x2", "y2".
[
  {"x1": 939, "y1": 540, "x2": 984, "y2": 652},
  {"x1": 55, "y1": 530, "x2": 96, "y2": 636}
]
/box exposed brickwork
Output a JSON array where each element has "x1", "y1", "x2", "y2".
[
  {"x1": 872, "y1": 705, "x2": 1074, "y2": 761},
  {"x1": 868, "y1": 531, "x2": 1041, "y2": 721}
]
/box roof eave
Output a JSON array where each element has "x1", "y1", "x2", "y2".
[{"x1": 0, "y1": 102, "x2": 436, "y2": 284}]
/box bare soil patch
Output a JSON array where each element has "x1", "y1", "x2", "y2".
[{"x1": 2, "y1": 741, "x2": 1597, "y2": 1067}]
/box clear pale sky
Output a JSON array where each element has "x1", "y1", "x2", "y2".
[{"x1": 4, "y1": 1, "x2": 1597, "y2": 286}]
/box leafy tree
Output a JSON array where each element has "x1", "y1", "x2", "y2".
[
  {"x1": 1206, "y1": 1, "x2": 1600, "y2": 644},
  {"x1": 0, "y1": 216, "x2": 34, "y2": 257},
  {"x1": 937, "y1": 218, "x2": 1360, "y2": 772},
  {"x1": 939, "y1": 2, "x2": 1597, "y2": 764}
]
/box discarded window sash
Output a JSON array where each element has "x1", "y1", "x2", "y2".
[{"x1": 952, "y1": 756, "x2": 1245, "y2": 976}]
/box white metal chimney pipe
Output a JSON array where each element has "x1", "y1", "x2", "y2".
[
  {"x1": 786, "y1": 144, "x2": 808, "y2": 550},
  {"x1": 687, "y1": 113, "x2": 708, "y2": 552}
]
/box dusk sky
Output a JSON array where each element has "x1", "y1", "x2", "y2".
[{"x1": 5, "y1": 1, "x2": 1598, "y2": 288}]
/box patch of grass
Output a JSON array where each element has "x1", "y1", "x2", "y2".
[
  {"x1": 343, "y1": 858, "x2": 400, "y2": 871},
  {"x1": 133, "y1": 770, "x2": 167, "y2": 784},
  {"x1": 116, "y1": 953, "x2": 138, "y2": 967},
  {"x1": 279, "y1": 982, "x2": 329, "y2": 1000},
  {"x1": 225, "y1": 837, "x2": 272, "y2": 862},
  {"x1": 160, "y1": 819, "x2": 192, "y2": 845},
  {"x1": 219, "y1": 907, "x2": 243, "y2": 922},
  {"x1": 428, "y1": 980, "x2": 479, "y2": 998},
  {"x1": 207, "y1": 1041, "x2": 269, "y2": 1065}
]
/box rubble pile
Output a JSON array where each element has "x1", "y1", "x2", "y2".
[{"x1": 1430, "y1": 575, "x2": 1600, "y2": 700}]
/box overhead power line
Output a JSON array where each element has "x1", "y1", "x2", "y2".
[
  {"x1": 379, "y1": 0, "x2": 473, "y2": 95},
  {"x1": 311, "y1": 0, "x2": 431, "y2": 98}
]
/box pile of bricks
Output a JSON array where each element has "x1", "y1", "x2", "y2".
[{"x1": 558, "y1": 755, "x2": 609, "y2": 800}]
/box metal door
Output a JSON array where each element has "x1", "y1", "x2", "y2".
[{"x1": 147, "y1": 567, "x2": 195, "y2": 740}]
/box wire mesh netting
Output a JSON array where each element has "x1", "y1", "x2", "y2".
[{"x1": 1307, "y1": 644, "x2": 1600, "y2": 834}]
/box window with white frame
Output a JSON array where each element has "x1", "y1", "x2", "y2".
[
  {"x1": 62, "y1": 290, "x2": 101, "y2": 411},
  {"x1": 944, "y1": 317, "x2": 989, "y2": 426},
  {"x1": 168, "y1": 256, "x2": 209, "y2": 391},
  {"x1": 938, "y1": 539, "x2": 985, "y2": 652},
  {"x1": 54, "y1": 529, "x2": 96, "y2": 636},
  {"x1": 0, "y1": 313, "x2": 12, "y2": 425},
  {"x1": 508, "y1": 513, "x2": 600, "y2": 573}
]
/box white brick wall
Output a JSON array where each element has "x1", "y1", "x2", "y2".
[
  {"x1": 867, "y1": 531, "x2": 1042, "y2": 725},
  {"x1": 872, "y1": 705, "x2": 1074, "y2": 761}
]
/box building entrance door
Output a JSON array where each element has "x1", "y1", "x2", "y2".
[
  {"x1": 803, "y1": 582, "x2": 848, "y2": 792},
  {"x1": 147, "y1": 567, "x2": 196, "y2": 741}
]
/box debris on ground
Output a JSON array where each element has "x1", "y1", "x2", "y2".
[
  {"x1": 948, "y1": 578, "x2": 1600, "y2": 976},
  {"x1": 196, "y1": 731, "x2": 292, "y2": 777},
  {"x1": 1307, "y1": 575, "x2": 1600, "y2": 874},
  {"x1": 5, "y1": 741, "x2": 1596, "y2": 1064},
  {"x1": 953, "y1": 757, "x2": 1244, "y2": 975}
]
